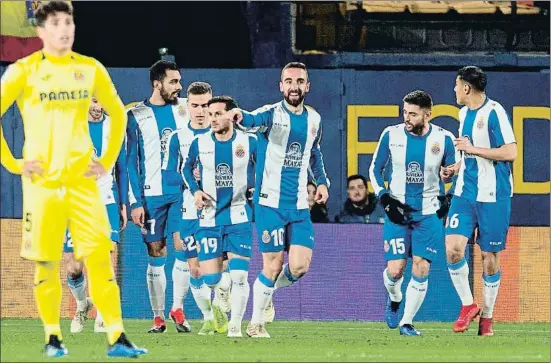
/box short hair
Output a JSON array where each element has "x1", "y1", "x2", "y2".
[
  {"x1": 207, "y1": 95, "x2": 239, "y2": 111},
  {"x1": 149, "y1": 60, "x2": 179, "y2": 87},
  {"x1": 187, "y1": 82, "x2": 212, "y2": 97},
  {"x1": 403, "y1": 90, "x2": 433, "y2": 110},
  {"x1": 35, "y1": 1, "x2": 73, "y2": 27},
  {"x1": 281, "y1": 62, "x2": 309, "y2": 80},
  {"x1": 347, "y1": 174, "x2": 367, "y2": 188},
  {"x1": 457, "y1": 66, "x2": 487, "y2": 92}
]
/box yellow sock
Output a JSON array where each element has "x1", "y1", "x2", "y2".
[
  {"x1": 85, "y1": 249, "x2": 124, "y2": 345},
  {"x1": 34, "y1": 261, "x2": 62, "y2": 343}
]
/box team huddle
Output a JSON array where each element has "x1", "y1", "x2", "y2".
[{"x1": 0, "y1": 1, "x2": 516, "y2": 359}]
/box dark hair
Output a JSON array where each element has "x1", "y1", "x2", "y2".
[
  {"x1": 187, "y1": 82, "x2": 212, "y2": 97},
  {"x1": 35, "y1": 1, "x2": 73, "y2": 27},
  {"x1": 149, "y1": 60, "x2": 179, "y2": 87},
  {"x1": 347, "y1": 174, "x2": 367, "y2": 188},
  {"x1": 281, "y1": 62, "x2": 309, "y2": 80},
  {"x1": 207, "y1": 95, "x2": 239, "y2": 111},
  {"x1": 307, "y1": 181, "x2": 317, "y2": 189},
  {"x1": 457, "y1": 66, "x2": 487, "y2": 92},
  {"x1": 403, "y1": 90, "x2": 433, "y2": 110}
]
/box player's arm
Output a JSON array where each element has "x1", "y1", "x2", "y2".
[
  {"x1": 182, "y1": 139, "x2": 201, "y2": 195},
  {"x1": 309, "y1": 122, "x2": 330, "y2": 187},
  {"x1": 369, "y1": 129, "x2": 391, "y2": 198},
  {"x1": 234, "y1": 106, "x2": 274, "y2": 133},
  {"x1": 456, "y1": 108, "x2": 517, "y2": 162},
  {"x1": 0, "y1": 62, "x2": 26, "y2": 174},
  {"x1": 93, "y1": 60, "x2": 127, "y2": 172},
  {"x1": 126, "y1": 113, "x2": 143, "y2": 209},
  {"x1": 115, "y1": 137, "x2": 129, "y2": 206}
]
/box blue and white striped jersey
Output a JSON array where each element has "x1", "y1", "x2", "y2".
[
  {"x1": 182, "y1": 129, "x2": 257, "y2": 227},
  {"x1": 127, "y1": 98, "x2": 190, "y2": 207},
  {"x1": 454, "y1": 97, "x2": 516, "y2": 202},
  {"x1": 162, "y1": 123, "x2": 211, "y2": 221},
  {"x1": 238, "y1": 101, "x2": 328, "y2": 210},
  {"x1": 89, "y1": 115, "x2": 128, "y2": 206},
  {"x1": 369, "y1": 123, "x2": 459, "y2": 216}
]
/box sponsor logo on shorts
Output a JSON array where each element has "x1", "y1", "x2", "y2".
[
  {"x1": 262, "y1": 230, "x2": 271, "y2": 243},
  {"x1": 489, "y1": 241, "x2": 503, "y2": 246},
  {"x1": 426, "y1": 247, "x2": 437, "y2": 254},
  {"x1": 383, "y1": 240, "x2": 390, "y2": 252},
  {"x1": 406, "y1": 161, "x2": 424, "y2": 184},
  {"x1": 235, "y1": 145, "x2": 245, "y2": 158},
  {"x1": 431, "y1": 142, "x2": 440, "y2": 155}
]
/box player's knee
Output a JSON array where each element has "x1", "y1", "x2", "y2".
[
  {"x1": 386, "y1": 265, "x2": 404, "y2": 280},
  {"x1": 229, "y1": 259, "x2": 249, "y2": 284},
  {"x1": 412, "y1": 258, "x2": 430, "y2": 278},
  {"x1": 66, "y1": 260, "x2": 84, "y2": 279},
  {"x1": 147, "y1": 242, "x2": 167, "y2": 257},
  {"x1": 290, "y1": 257, "x2": 311, "y2": 278},
  {"x1": 482, "y1": 251, "x2": 500, "y2": 275},
  {"x1": 203, "y1": 272, "x2": 222, "y2": 288}
]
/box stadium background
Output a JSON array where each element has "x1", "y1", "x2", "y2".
[{"x1": 0, "y1": 1, "x2": 549, "y2": 324}]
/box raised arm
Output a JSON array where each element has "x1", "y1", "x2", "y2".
[
  {"x1": 93, "y1": 60, "x2": 127, "y2": 172},
  {"x1": 0, "y1": 62, "x2": 25, "y2": 174},
  {"x1": 369, "y1": 129, "x2": 391, "y2": 197}
]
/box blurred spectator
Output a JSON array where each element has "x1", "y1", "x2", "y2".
[
  {"x1": 308, "y1": 182, "x2": 329, "y2": 223},
  {"x1": 335, "y1": 174, "x2": 385, "y2": 224}
]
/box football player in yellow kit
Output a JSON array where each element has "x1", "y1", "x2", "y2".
[{"x1": 0, "y1": 1, "x2": 146, "y2": 358}]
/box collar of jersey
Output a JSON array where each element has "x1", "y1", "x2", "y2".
[
  {"x1": 188, "y1": 122, "x2": 209, "y2": 134},
  {"x1": 211, "y1": 128, "x2": 236, "y2": 143},
  {"x1": 467, "y1": 95, "x2": 490, "y2": 113},
  {"x1": 144, "y1": 98, "x2": 172, "y2": 109},
  {"x1": 281, "y1": 100, "x2": 307, "y2": 117},
  {"x1": 88, "y1": 114, "x2": 106, "y2": 124},
  {"x1": 403, "y1": 123, "x2": 433, "y2": 139},
  {"x1": 41, "y1": 50, "x2": 74, "y2": 64}
]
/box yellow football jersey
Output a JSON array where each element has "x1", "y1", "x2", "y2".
[{"x1": 0, "y1": 50, "x2": 126, "y2": 187}]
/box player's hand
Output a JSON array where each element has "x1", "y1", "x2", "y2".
[
  {"x1": 440, "y1": 165, "x2": 455, "y2": 183},
  {"x1": 119, "y1": 204, "x2": 128, "y2": 231},
  {"x1": 194, "y1": 190, "x2": 213, "y2": 210},
  {"x1": 314, "y1": 184, "x2": 329, "y2": 204},
  {"x1": 246, "y1": 188, "x2": 255, "y2": 200},
  {"x1": 193, "y1": 166, "x2": 201, "y2": 181},
  {"x1": 436, "y1": 194, "x2": 453, "y2": 220},
  {"x1": 454, "y1": 137, "x2": 475, "y2": 154},
  {"x1": 22, "y1": 160, "x2": 45, "y2": 179},
  {"x1": 224, "y1": 108, "x2": 243, "y2": 124},
  {"x1": 380, "y1": 193, "x2": 417, "y2": 225},
  {"x1": 131, "y1": 206, "x2": 145, "y2": 227},
  {"x1": 85, "y1": 160, "x2": 108, "y2": 179}
]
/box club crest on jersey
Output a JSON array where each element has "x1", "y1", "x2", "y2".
[
  {"x1": 160, "y1": 128, "x2": 173, "y2": 153},
  {"x1": 431, "y1": 142, "x2": 440, "y2": 155},
  {"x1": 215, "y1": 163, "x2": 233, "y2": 188},
  {"x1": 74, "y1": 71, "x2": 84, "y2": 81},
  {"x1": 406, "y1": 161, "x2": 424, "y2": 184},
  {"x1": 262, "y1": 230, "x2": 271, "y2": 243},
  {"x1": 235, "y1": 145, "x2": 245, "y2": 158},
  {"x1": 284, "y1": 142, "x2": 303, "y2": 168},
  {"x1": 476, "y1": 117, "x2": 485, "y2": 129},
  {"x1": 383, "y1": 240, "x2": 390, "y2": 253},
  {"x1": 178, "y1": 105, "x2": 187, "y2": 117}
]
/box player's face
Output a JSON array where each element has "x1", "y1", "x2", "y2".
[
  {"x1": 279, "y1": 68, "x2": 310, "y2": 107},
  {"x1": 454, "y1": 76, "x2": 469, "y2": 105},
  {"x1": 347, "y1": 179, "x2": 367, "y2": 203},
  {"x1": 403, "y1": 102, "x2": 430, "y2": 135},
  {"x1": 188, "y1": 93, "x2": 212, "y2": 127},
  {"x1": 157, "y1": 70, "x2": 182, "y2": 105},
  {"x1": 209, "y1": 102, "x2": 231, "y2": 134},
  {"x1": 36, "y1": 12, "x2": 75, "y2": 54},
  {"x1": 88, "y1": 98, "x2": 103, "y2": 120}
]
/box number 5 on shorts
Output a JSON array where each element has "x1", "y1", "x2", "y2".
[{"x1": 446, "y1": 213, "x2": 459, "y2": 229}]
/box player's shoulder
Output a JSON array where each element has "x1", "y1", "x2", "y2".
[
  {"x1": 176, "y1": 97, "x2": 188, "y2": 108},
  {"x1": 13, "y1": 50, "x2": 44, "y2": 67},
  {"x1": 251, "y1": 102, "x2": 279, "y2": 114},
  {"x1": 236, "y1": 128, "x2": 258, "y2": 141},
  {"x1": 383, "y1": 123, "x2": 405, "y2": 135},
  {"x1": 458, "y1": 106, "x2": 469, "y2": 120},
  {"x1": 70, "y1": 51, "x2": 101, "y2": 66},
  {"x1": 432, "y1": 124, "x2": 455, "y2": 139},
  {"x1": 127, "y1": 99, "x2": 149, "y2": 114},
  {"x1": 304, "y1": 104, "x2": 321, "y2": 117},
  {"x1": 486, "y1": 98, "x2": 507, "y2": 115}
]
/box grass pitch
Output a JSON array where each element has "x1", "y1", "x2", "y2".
[{"x1": 0, "y1": 319, "x2": 548, "y2": 362}]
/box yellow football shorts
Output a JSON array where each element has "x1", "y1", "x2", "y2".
[{"x1": 21, "y1": 176, "x2": 112, "y2": 261}]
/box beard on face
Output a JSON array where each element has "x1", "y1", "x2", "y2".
[
  {"x1": 284, "y1": 88, "x2": 304, "y2": 107},
  {"x1": 213, "y1": 121, "x2": 231, "y2": 135},
  {"x1": 160, "y1": 87, "x2": 179, "y2": 105}
]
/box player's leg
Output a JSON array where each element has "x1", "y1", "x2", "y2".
[
  {"x1": 142, "y1": 196, "x2": 170, "y2": 333},
  {"x1": 68, "y1": 178, "x2": 146, "y2": 356},
  {"x1": 382, "y1": 216, "x2": 409, "y2": 329},
  {"x1": 476, "y1": 198, "x2": 511, "y2": 336},
  {"x1": 248, "y1": 205, "x2": 287, "y2": 338},
  {"x1": 95, "y1": 204, "x2": 121, "y2": 333},
  {"x1": 21, "y1": 179, "x2": 69, "y2": 356},
  {"x1": 65, "y1": 232, "x2": 92, "y2": 333},
  {"x1": 165, "y1": 194, "x2": 192, "y2": 332},
  {"x1": 399, "y1": 215, "x2": 441, "y2": 336},
  {"x1": 213, "y1": 258, "x2": 232, "y2": 313},
  {"x1": 196, "y1": 226, "x2": 226, "y2": 335},
  {"x1": 445, "y1": 196, "x2": 480, "y2": 332},
  {"x1": 225, "y1": 222, "x2": 254, "y2": 337}
]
